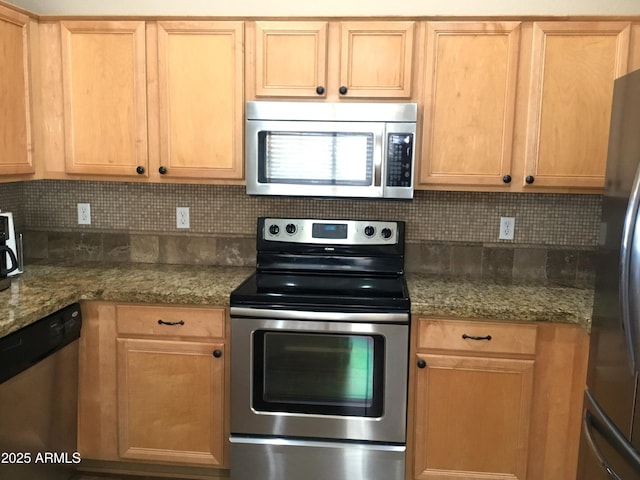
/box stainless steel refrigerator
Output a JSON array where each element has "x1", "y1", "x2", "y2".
[{"x1": 577, "y1": 68, "x2": 640, "y2": 479}]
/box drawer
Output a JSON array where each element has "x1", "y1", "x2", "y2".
[
  {"x1": 417, "y1": 318, "x2": 537, "y2": 356},
  {"x1": 116, "y1": 304, "x2": 225, "y2": 339}
]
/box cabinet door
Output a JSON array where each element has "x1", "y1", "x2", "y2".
[
  {"x1": 253, "y1": 21, "x2": 328, "y2": 98},
  {"x1": 153, "y1": 21, "x2": 244, "y2": 180},
  {"x1": 60, "y1": 21, "x2": 148, "y2": 177},
  {"x1": 418, "y1": 22, "x2": 520, "y2": 187},
  {"x1": 0, "y1": 5, "x2": 33, "y2": 176},
  {"x1": 339, "y1": 21, "x2": 415, "y2": 98},
  {"x1": 523, "y1": 22, "x2": 630, "y2": 189},
  {"x1": 413, "y1": 353, "x2": 534, "y2": 480},
  {"x1": 117, "y1": 338, "x2": 225, "y2": 465}
]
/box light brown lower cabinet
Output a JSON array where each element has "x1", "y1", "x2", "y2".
[
  {"x1": 408, "y1": 317, "x2": 589, "y2": 480},
  {"x1": 77, "y1": 302, "x2": 229, "y2": 469}
]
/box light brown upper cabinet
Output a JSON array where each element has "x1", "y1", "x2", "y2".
[
  {"x1": 250, "y1": 21, "x2": 327, "y2": 98},
  {"x1": 60, "y1": 21, "x2": 149, "y2": 177},
  {"x1": 148, "y1": 21, "x2": 244, "y2": 181},
  {"x1": 0, "y1": 4, "x2": 34, "y2": 177},
  {"x1": 418, "y1": 21, "x2": 521, "y2": 188},
  {"x1": 417, "y1": 20, "x2": 632, "y2": 193},
  {"x1": 247, "y1": 20, "x2": 415, "y2": 100},
  {"x1": 522, "y1": 21, "x2": 630, "y2": 190},
  {"x1": 43, "y1": 20, "x2": 244, "y2": 182}
]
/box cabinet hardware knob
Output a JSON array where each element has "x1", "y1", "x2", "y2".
[
  {"x1": 417, "y1": 359, "x2": 426, "y2": 369},
  {"x1": 136, "y1": 166, "x2": 145, "y2": 174},
  {"x1": 462, "y1": 333, "x2": 492, "y2": 341},
  {"x1": 159, "y1": 166, "x2": 167, "y2": 175},
  {"x1": 157, "y1": 319, "x2": 185, "y2": 326},
  {"x1": 525, "y1": 175, "x2": 535, "y2": 184},
  {"x1": 338, "y1": 86, "x2": 348, "y2": 95},
  {"x1": 502, "y1": 175, "x2": 512, "y2": 184},
  {"x1": 213, "y1": 349, "x2": 223, "y2": 358},
  {"x1": 316, "y1": 86, "x2": 325, "y2": 95}
]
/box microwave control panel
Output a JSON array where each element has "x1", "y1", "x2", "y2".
[{"x1": 386, "y1": 133, "x2": 413, "y2": 187}]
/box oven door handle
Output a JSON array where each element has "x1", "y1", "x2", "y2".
[
  {"x1": 229, "y1": 435, "x2": 406, "y2": 452},
  {"x1": 230, "y1": 307, "x2": 409, "y2": 323}
]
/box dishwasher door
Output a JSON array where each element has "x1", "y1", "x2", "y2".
[{"x1": 0, "y1": 304, "x2": 82, "y2": 480}]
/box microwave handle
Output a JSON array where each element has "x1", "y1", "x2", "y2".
[
  {"x1": 374, "y1": 158, "x2": 382, "y2": 187},
  {"x1": 375, "y1": 131, "x2": 384, "y2": 187}
]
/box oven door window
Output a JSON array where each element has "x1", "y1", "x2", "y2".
[{"x1": 253, "y1": 331, "x2": 384, "y2": 417}]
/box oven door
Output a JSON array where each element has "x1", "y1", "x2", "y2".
[{"x1": 230, "y1": 311, "x2": 409, "y2": 444}]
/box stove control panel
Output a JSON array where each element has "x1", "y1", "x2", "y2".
[{"x1": 263, "y1": 218, "x2": 400, "y2": 245}]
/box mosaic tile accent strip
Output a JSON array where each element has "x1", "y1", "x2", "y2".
[
  {"x1": 15, "y1": 180, "x2": 602, "y2": 247},
  {"x1": 0, "y1": 181, "x2": 26, "y2": 230}
]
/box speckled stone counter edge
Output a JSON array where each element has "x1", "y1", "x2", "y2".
[{"x1": 0, "y1": 264, "x2": 594, "y2": 339}]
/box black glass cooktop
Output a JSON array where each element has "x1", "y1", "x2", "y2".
[{"x1": 230, "y1": 272, "x2": 410, "y2": 312}]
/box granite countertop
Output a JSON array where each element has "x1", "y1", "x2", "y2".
[
  {"x1": 0, "y1": 263, "x2": 254, "y2": 338},
  {"x1": 408, "y1": 273, "x2": 594, "y2": 326},
  {"x1": 0, "y1": 264, "x2": 594, "y2": 339}
]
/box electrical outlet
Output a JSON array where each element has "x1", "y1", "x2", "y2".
[
  {"x1": 176, "y1": 207, "x2": 190, "y2": 229},
  {"x1": 499, "y1": 216, "x2": 515, "y2": 240},
  {"x1": 77, "y1": 203, "x2": 91, "y2": 225}
]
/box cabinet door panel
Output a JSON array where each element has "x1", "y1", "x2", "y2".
[
  {"x1": 524, "y1": 22, "x2": 630, "y2": 189},
  {"x1": 117, "y1": 338, "x2": 225, "y2": 465},
  {"x1": 0, "y1": 5, "x2": 33, "y2": 176},
  {"x1": 419, "y1": 22, "x2": 520, "y2": 187},
  {"x1": 340, "y1": 21, "x2": 414, "y2": 98},
  {"x1": 414, "y1": 353, "x2": 534, "y2": 480},
  {"x1": 253, "y1": 21, "x2": 328, "y2": 97},
  {"x1": 156, "y1": 21, "x2": 243, "y2": 179},
  {"x1": 60, "y1": 21, "x2": 148, "y2": 176}
]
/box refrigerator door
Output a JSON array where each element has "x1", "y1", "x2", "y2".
[
  {"x1": 587, "y1": 69, "x2": 640, "y2": 441},
  {"x1": 579, "y1": 390, "x2": 640, "y2": 479}
]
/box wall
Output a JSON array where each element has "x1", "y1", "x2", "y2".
[
  {"x1": 5, "y1": 0, "x2": 640, "y2": 16},
  {"x1": 0, "y1": 0, "x2": 608, "y2": 286},
  {"x1": 0, "y1": 180, "x2": 600, "y2": 287}
]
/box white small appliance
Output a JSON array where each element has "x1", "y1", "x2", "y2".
[{"x1": 0, "y1": 212, "x2": 22, "y2": 276}]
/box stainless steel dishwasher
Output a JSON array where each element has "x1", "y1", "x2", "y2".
[{"x1": 0, "y1": 303, "x2": 82, "y2": 480}]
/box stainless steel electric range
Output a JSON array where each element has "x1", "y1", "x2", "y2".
[{"x1": 229, "y1": 217, "x2": 410, "y2": 480}]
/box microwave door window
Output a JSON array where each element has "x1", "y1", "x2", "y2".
[{"x1": 258, "y1": 131, "x2": 374, "y2": 186}]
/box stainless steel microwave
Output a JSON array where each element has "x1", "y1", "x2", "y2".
[{"x1": 245, "y1": 101, "x2": 417, "y2": 199}]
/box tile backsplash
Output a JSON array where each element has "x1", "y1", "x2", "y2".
[{"x1": 1, "y1": 180, "x2": 602, "y2": 286}]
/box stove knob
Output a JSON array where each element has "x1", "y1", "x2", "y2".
[
  {"x1": 381, "y1": 227, "x2": 393, "y2": 239},
  {"x1": 286, "y1": 223, "x2": 297, "y2": 235},
  {"x1": 268, "y1": 224, "x2": 280, "y2": 236},
  {"x1": 364, "y1": 225, "x2": 375, "y2": 237}
]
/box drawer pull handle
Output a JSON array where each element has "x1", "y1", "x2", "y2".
[
  {"x1": 157, "y1": 319, "x2": 185, "y2": 326},
  {"x1": 417, "y1": 359, "x2": 426, "y2": 369},
  {"x1": 462, "y1": 333, "x2": 492, "y2": 341},
  {"x1": 213, "y1": 349, "x2": 223, "y2": 358}
]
